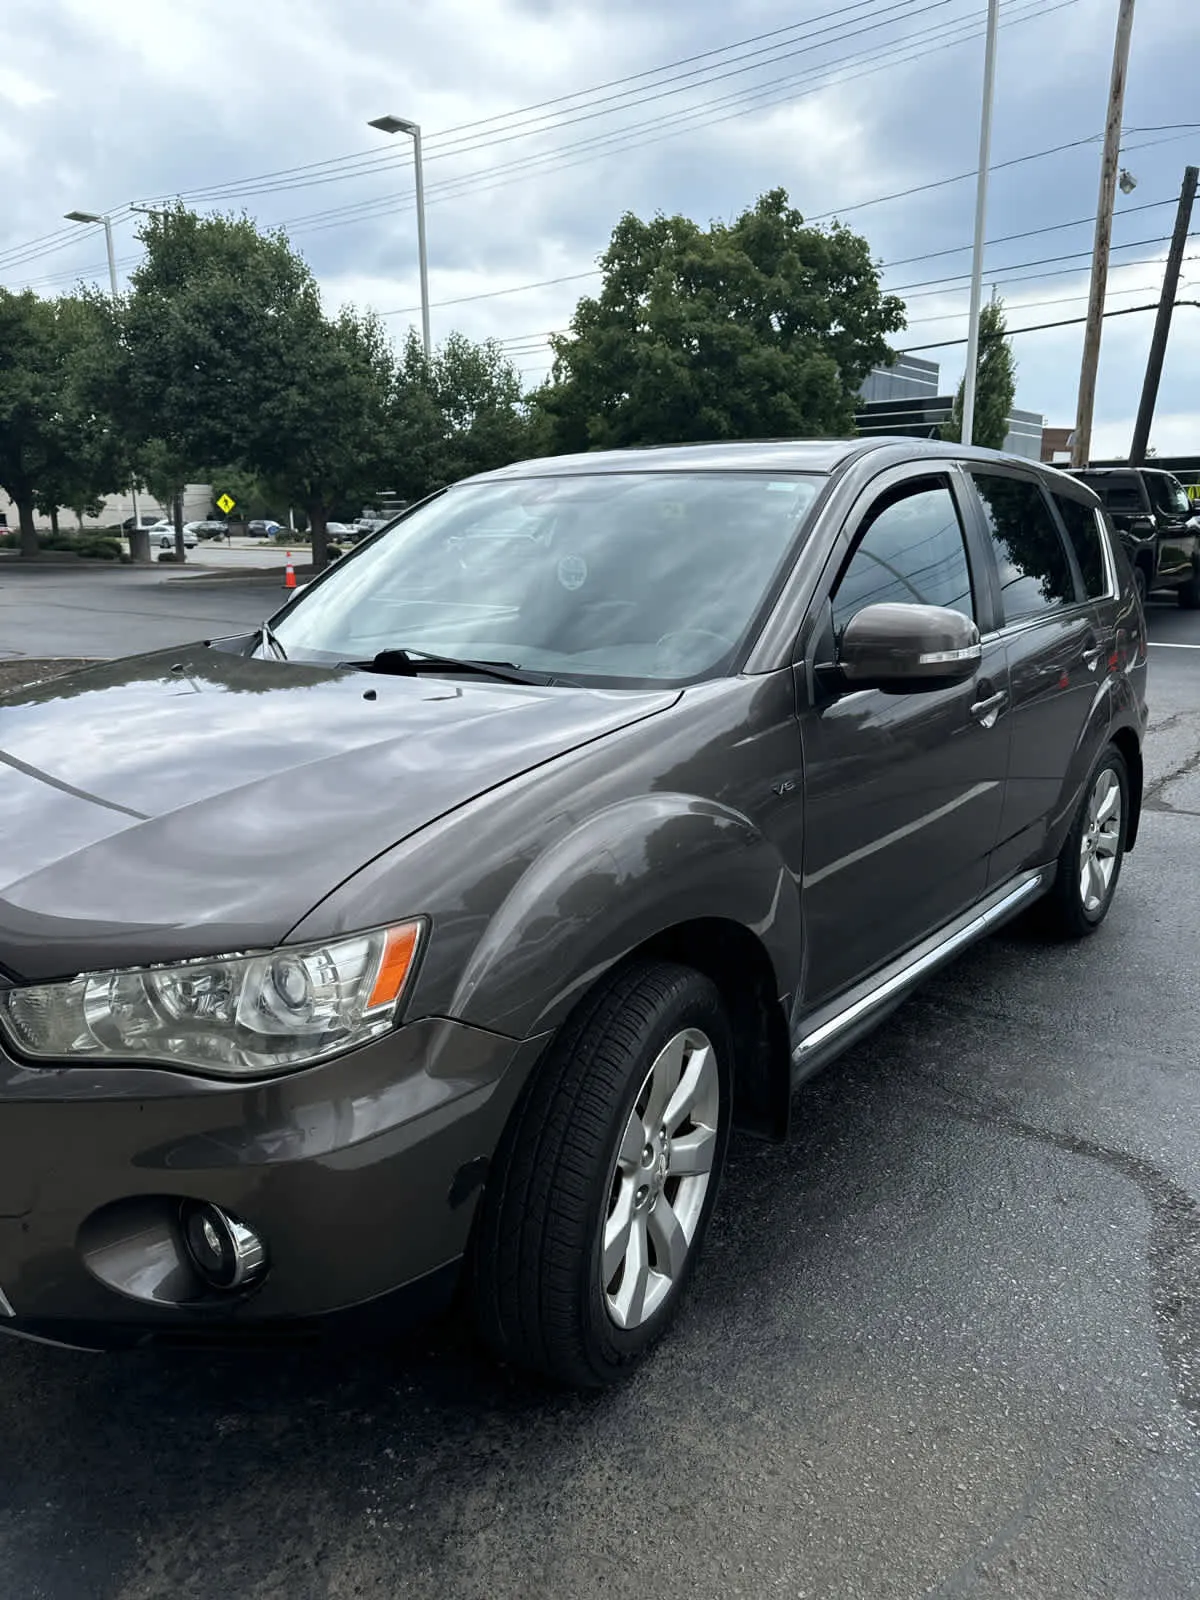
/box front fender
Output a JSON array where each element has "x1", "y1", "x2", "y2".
[{"x1": 449, "y1": 793, "x2": 801, "y2": 1039}]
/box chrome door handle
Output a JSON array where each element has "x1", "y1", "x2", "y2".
[{"x1": 969, "y1": 690, "x2": 1006, "y2": 728}]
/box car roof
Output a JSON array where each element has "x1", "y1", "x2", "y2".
[{"x1": 463, "y1": 437, "x2": 1076, "y2": 484}]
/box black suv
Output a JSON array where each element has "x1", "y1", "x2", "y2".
[{"x1": 1067, "y1": 466, "x2": 1200, "y2": 608}]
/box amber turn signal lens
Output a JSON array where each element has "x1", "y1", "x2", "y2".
[{"x1": 367, "y1": 922, "x2": 422, "y2": 1011}]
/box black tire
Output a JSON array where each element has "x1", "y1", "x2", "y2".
[
  {"x1": 471, "y1": 961, "x2": 733, "y2": 1388},
  {"x1": 1041, "y1": 745, "x2": 1129, "y2": 939},
  {"x1": 1177, "y1": 572, "x2": 1200, "y2": 610}
]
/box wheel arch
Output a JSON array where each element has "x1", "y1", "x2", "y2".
[
  {"x1": 617, "y1": 918, "x2": 792, "y2": 1142},
  {"x1": 1110, "y1": 724, "x2": 1143, "y2": 850}
]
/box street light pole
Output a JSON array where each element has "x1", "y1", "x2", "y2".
[
  {"x1": 64, "y1": 209, "x2": 142, "y2": 542},
  {"x1": 368, "y1": 114, "x2": 432, "y2": 357},
  {"x1": 961, "y1": 0, "x2": 1000, "y2": 449}
]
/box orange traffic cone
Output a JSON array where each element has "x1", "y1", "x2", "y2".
[{"x1": 284, "y1": 552, "x2": 296, "y2": 590}]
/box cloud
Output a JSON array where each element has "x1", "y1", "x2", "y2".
[{"x1": 2, "y1": 0, "x2": 1198, "y2": 446}]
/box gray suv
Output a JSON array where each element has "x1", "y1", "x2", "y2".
[{"x1": 0, "y1": 439, "x2": 1147, "y2": 1386}]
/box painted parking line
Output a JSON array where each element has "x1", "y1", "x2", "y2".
[{"x1": 1149, "y1": 641, "x2": 1200, "y2": 649}]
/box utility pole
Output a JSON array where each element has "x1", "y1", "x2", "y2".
[
  {"x1": 1071, "y1": 0, "x2": 1137, "y2": 468},
  {"x1": 961, "y1": 0, "x2": 1000, "y2": 449},
  {"x1": 1129, "y1": 165, "x2": 1198, "y2": 465}
]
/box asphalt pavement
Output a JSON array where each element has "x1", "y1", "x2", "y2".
[
  {"x1": 0, "y1": 561, "x2": 292, "y2": 661},
  {"x1": 1, "y1": 579, "x2": 1200, "y2": 1599}
]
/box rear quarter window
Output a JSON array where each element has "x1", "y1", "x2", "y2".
[{"x1": 1052, "y1": 494, "x2": 1109, "y2": 599}]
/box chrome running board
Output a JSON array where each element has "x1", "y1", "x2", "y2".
[{"x1": 791, "y1": 871, "x2": 1044, "y2": 1078}]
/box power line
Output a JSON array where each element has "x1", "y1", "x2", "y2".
[
  {"x1": 156, "y1": 0, "x2": 957, "y2": 205},
  {"x1": 3, "y1": 0, "x2": 1075, "y2": 282},
  {"x1": 903, "y1": 277, "x2": 1185, "y2": 324},
  {"x1": 274, "y1": 0, "x2": 1015, "y2": 229},
  {"x1": 5, "y1": 0, "x2": 1033, "y2": 275},
  {"x1": 897, "y1": 298, "x2": 1200, "y2": 351},
  {"x1": 284, "y1": 0, "x2": 1081, "y2": 259},
  {"x1": 284, "y1": 0, "x2": 1066, "y2": 237}
]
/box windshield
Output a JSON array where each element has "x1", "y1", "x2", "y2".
[{"x1": 271, "y1": 471, "x2": 821, "y2": 685}]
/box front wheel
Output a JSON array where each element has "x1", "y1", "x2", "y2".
[
  {"x1": 1042, "y1": 746, "x2": 1129, "y2": 938},
  {"x1": 471, "y1": 962, "x2": 732, "y2": 1388}
]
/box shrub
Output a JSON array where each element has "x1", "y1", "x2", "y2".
[{"x1": 77, "y1": 537, "x2": 123, "y2": 561}]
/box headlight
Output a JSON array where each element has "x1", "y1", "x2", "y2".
[{"x1": 0, "y1": 922, "x2": 423, "y2": 1078}]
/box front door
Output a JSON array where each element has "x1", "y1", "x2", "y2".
[
  {"x1": 1145, "y1": 471, "x2": 1199, "y2": 585},
  {"x1": 797, "y1": 470, "x2": 1010, "y2": 1009}
]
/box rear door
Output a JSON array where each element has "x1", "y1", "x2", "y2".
[{"x1": 965, "y1": 467, "x2": 1103, "y2": 883}]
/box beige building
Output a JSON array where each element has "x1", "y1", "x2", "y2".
[{"x1": 0, "y1": 484, "x2": 213, "y2": 533}]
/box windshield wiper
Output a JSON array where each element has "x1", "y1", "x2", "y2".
[
  {"x1": 259, "y1": 620, "x2": 287, "y2": 661},
  {"x1": 345, "y1": 648, "x2": 550, "y2": 685}
]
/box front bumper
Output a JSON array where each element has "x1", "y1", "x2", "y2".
[{"x1": 0, "y1": 1017, "x2": 543, "y2": 1349}]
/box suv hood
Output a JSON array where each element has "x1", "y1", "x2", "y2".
[{"x1": 0, "y1": 646, "x2": 678, "y2": 981}]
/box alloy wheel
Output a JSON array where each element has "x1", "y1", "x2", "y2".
[
  {"x1": 1079, "y1": 766, "x2": 1122, "y2": 914},
  {"x1": 601, "y1": 1027, "x2": 720, "y2": 1331}
]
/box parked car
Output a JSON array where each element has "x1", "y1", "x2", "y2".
[
  {"x1": 189, "y1": 520, "x2": 229, "y2": 541},
  {"x1": 324, "y1": 522, "x2": 356, "y2": 538},
  {"x1": 349, "y1": 516, "x2": 393, "y2": 542},
  {"x1": 152, "y1": 521, "x2": 198, "y2": 550},
  {"x1": 246, "y1": 519, "x2": 283, "y2": 539},
  {"x1": 121, "y1": 514, "x2": 165, "y2": 533},
  {"x1": 0, "y1": 439, "x2": 1146, "y2": 1384},
  {"x1": 1065, "y1": 465, "x2": 1200, "y2": 607}
]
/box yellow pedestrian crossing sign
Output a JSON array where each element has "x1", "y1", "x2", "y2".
[{"x1": 217, "y1": 492, "x2": 236, "y2": 515}]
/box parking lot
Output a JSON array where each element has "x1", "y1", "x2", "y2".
[{"x1": 1, "y1": 575, "x2": 1200, "y2": 1599}]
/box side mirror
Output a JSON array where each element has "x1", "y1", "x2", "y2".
[{"x1": 839, "y1": 603, "x2": 981, "y2": 692}]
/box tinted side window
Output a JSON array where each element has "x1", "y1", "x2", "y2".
[
  {"x1": 1052, "y1": 494, "x2": 1108, "y2": 599},
  {"x1": 972, "y1": 473, "x2": 1076, "y2": 623},
  {"x1": 1146, "y1": 473, "x2": 1192, "y2": 519},
  {"x1": 832, "y1": 480, "x2": 973, "y2": 636}
]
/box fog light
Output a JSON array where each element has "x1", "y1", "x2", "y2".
[{"x1": 180, "y1": 1201, "x2": 267, "y2": 1291}]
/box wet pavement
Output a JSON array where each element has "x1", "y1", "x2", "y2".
[{"x1": 0, "y1": 599, "x2": 1198, "y2": 1599}]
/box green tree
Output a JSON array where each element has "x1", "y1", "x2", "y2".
[
  {"x1": 389, "y1": 331, "x2": 533, "y2": 501},
  {"x1": 120, "y1": 209, "x2": 396, "y2": 570},
  {"x1": 118, "y1": 209, "x2": 325, "y2": 560},
  {"x1": 0, "y1": 289, "x2": 128, "y2": 556},
  {"x1": 534, "y1": 189, "x2": 905, "y2": 453},
  {"x1": 941, "y1": 297, "x2": 1016, "y2": 450},
  {"x1": 253, "y1": 304, "x2": 395, "y2": 569}
]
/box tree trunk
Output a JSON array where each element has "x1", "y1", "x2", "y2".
[
  {"x1": 173, "y1": 491, "x2": 186, "y2": 564},
  {"x1": 309, "y1": 505, "x2": 329, "y2": 574},
  {"x1": 17, "y1": 497, "x2": 38, "y2": 559},
  {"x1": 50, "y1": 507, "x2": 60, "y2": 539}
]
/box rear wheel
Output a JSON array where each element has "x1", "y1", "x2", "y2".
[
  {"x1": 471, "y1": 962, "x2": 732, "y2": 1388},
  {"x1": 1042, "y1": 746, "x2": 1129, "y2": 939}
]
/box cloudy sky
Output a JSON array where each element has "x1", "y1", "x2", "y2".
[{"x1": 2, "y1": 0, "x2": 1196, "y2": 457}]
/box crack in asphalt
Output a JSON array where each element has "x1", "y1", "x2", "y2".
[
  {"x1": 922, "y1": 1087, "x2": 1200, "y2": 1435},
  {"x1": 1146, "y1": 734, "x2": 1200, "y2": 803}
]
